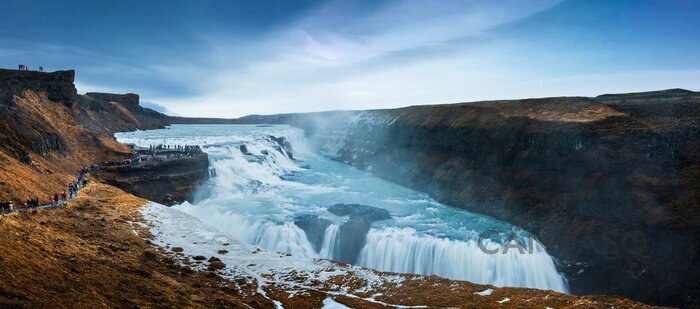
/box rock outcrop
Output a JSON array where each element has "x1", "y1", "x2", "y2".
[
  {"x1": 0, "y1": 69, "x2": 77, "y2": 107},
  {"x1": 295, "y1": 204, "x2": 391, "y2": 264},
  {"x1": 252, "y1": 89, "x2": 700, "y2": 307},
  {"x1": 74, "y1": 92, "x2": 169, "y2": 136},
  {"x1": 92, "y1": 153, "x2": 209, "y2": 206}
]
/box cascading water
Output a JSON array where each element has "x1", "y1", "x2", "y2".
[
  {"x1": 318, "y1": 224, "x2": 340, "y2": 259},
  {"x1": 116, "y1": 124, "x2": 569, "y2": 293},
  {"x1": 357, "y1": 227, "x2": 566, "y2": 291}
]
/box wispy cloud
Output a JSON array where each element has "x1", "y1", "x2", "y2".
[
  {"x1": 158, "y1": 0, "x2": 563, "y2": 117},
  {"x1": 9, "y1": 0, "x2": 697, "y2": 117}
]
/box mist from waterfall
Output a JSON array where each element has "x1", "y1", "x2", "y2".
[{"x1": 116, "y1": 124, "x2": 568, "y2": 293}]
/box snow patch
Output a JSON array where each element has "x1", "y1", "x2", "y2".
[
  {"x1": 140, "y1": 202, "x2": 420, "y2": 307},
  {"x1": 474, "y1": 288, "x2": 493, "y2": 296},
  {"x1": 322, "y1": 298, "x2": 351, "y2": 309}
]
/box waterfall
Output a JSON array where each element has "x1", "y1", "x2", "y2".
[
  {"x1": 117, "y1": 124, "x2": 569, "y2": 294},
  {"x1": 357, "y1": 227, "x2": 568, "y2": 293},
  {"x1": 318, "y1": 224, "x2": 340, "y2": 259}
]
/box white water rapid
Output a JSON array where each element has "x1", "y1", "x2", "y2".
[{"x1": 116, "y1": 124, "x2": 568, "y2": 293}]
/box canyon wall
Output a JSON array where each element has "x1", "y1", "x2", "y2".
[
  {"x1": 0, "y1": 69, "x2": 169, "y2": 203},
  {"x1": 92, "y1": 153, "x2": 209, "y2": 206},
  {"x1": 245, "y1": 89, "x2": 700, "y2": 307}
]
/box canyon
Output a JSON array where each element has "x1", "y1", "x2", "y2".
[
  {"x1": 243, "y1": 90, "x2": 700, "y2": 307},
  {"x1": 0, "y1": 68, "x2": 697, "y2": 307}
]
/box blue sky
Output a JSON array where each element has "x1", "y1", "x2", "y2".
[{"x1": 1, "y1": 0, "x2": 699, "y2": 117}]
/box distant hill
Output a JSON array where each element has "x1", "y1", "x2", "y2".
[{"x1": 596, "y1": 88, "x2": 699, "y2": 102}]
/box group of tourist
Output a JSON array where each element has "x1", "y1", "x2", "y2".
[
  {"x1": 2, "y1": 146, "x2": 199, "y2": 215},
  {"x1": 48, "y1": 178, "x2": 88, "y2": 207},
  {"x1": 24, "y1": 198, "x2": 40, "y2": 207},
  {"x1": 143, "y1": 144, "x2": 201, "y2": 160},
  {"x1": 1, "y1": 172, "x2": 90, "y2": 214},
  {"x1": 17, "y1": 64, "x2": 43, "y2": 72},
  {"x1": 103, "y1": 159, "x2": 133, "y2": 167},
  {"x1": 149, "y1": 144, "x2": 201, "y2": 153},
  {"x1": 0, "y1": 201, "x2": 13, "y2": 212}
]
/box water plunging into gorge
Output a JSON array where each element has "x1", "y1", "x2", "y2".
[{"x1": 116, "y1": 124, "x2": 568, "y2": 292}]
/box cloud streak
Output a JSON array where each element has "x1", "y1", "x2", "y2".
[
  {"x1": 6, "y1": 0, "x2": 699, "y2": 117},
  {"x1": 159, "y1": 0, "x2": 564, "y2": 116}
]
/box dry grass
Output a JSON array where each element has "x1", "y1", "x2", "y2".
[
  {"x1": 0, "y1": 183, "x2": 267, "y2": 308},
  {"x1": 0, "y1": 90, "x2": 132, "y2": 203},
  {"x1": 0, "y1": 183, "x2": 660, "y2": 308},
  {"x1": 396, "y1": 97, "x2": 627, "y2": 129}
]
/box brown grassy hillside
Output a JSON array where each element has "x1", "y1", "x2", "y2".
[
  {"x1": 0, "y1": 69, "x2": 168, "y2": 204},
  {"x1": 0, "y1": 89, "x2": 130, "y2": 202},
  {"x1": 0, "y1": 183, "x2": 658, "y2": 308}
]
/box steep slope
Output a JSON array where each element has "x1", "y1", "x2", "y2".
[
  {"x1": 0, "y1": 183, "x2": 654, "y2": 308},
  {"x1": 243, "y1": 90, "x2": 700, "y2": 307},
  {"x1": 0, "y1": 69, "x2": 168, "y2": 203},
  {"x1": 75, "y1": 92, "x2": 169, "y2": 135}
]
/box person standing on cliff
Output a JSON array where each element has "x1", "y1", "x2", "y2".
[{"x1": 39, "y1": 66, "x2": 43, "y2": 72}]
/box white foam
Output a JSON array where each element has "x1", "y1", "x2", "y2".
[
  {"x1": 141, "y1": 202, "x2": 420, "y2": 306},
  {"x1": 121, "y1": 124, "x2": 569, "y2": 294}
]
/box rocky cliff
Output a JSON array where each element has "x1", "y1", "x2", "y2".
[
  {"x1": 246, "y1": 89, "x2": 700, "y2": 307},
  {"x1": 0, "y1": 69, "x2": 77, "y2": 107},
  {"x1": 0, "y1": 69, "x2": 170, "y2": 203},
  {"x1": 74, "y1": 92, "x2": 169, "y2": 136},
  {"x1": 92, "y1": 153, "x2": 209, "y2": 206}
]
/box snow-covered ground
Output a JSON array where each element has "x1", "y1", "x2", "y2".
[
  {"x1": 136, "y1": 202, "x2": 638, "y2": 309},
  {"x1": 140, "y1": 202, "x2": 419, "y2": 307}
]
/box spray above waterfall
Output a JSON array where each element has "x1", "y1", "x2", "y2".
[{"x1": 116, "y1": 124, "x2": 569, "y2": 293}]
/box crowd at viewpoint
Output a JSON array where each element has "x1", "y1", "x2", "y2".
[
  {"x1": 146, "y1": 144, "x2": 201, "y2": 160},
  {"x1": 149, "y1": 144, "x2": 201, "y2": 152},
  {"x1": 17, "y1": 64, "x2": 43, "y2": 72}
]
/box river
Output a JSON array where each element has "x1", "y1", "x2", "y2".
[{"x1": 116, "y1": 124, "x2": 568, "y2": 292}]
